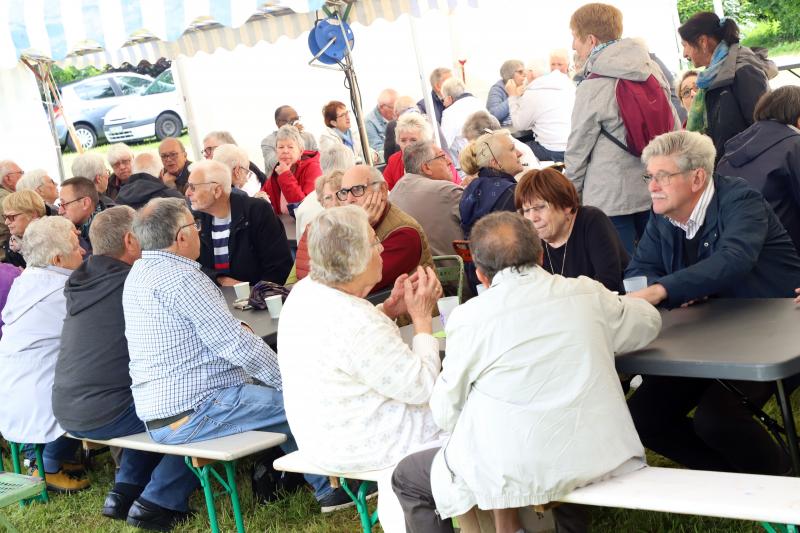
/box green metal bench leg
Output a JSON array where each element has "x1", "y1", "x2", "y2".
[
  {"x1": 8, "y1": 442, "x2": 48, "y2": 505},
  {"x1": 198, "y1": 464, "x2": 221, "y2": 533},
  {"x1": 222, "y1": 461, "x2": 245, "y2": 533},
  {"x1": 762, "y1": 523, "x2": 799, "y2": 533},
  {"x1": 184, "y1": 457, "x2": 245, "y2": 533},
  {"x1": 340, "y1": 477, "x2": 378, "y2": 533}
]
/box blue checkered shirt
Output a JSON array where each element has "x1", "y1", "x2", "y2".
[{"x1": 123, "y1": 250, "x2": 282, "y2": 422}]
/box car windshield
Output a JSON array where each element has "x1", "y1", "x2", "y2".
[{"x1": 143, "y1": 70, "x2": 175, "y2": 96}]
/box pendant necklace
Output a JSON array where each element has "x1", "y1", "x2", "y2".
[{"x1": 544, "y1": 210, "x2": 577, "y2": 276}]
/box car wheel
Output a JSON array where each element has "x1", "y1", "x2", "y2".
[
  {"x1": 66, "y1": 124, "x2": 97, "y2": 151},
  {"x1": 155, "y1": 113, "x2": 183, "y2": 140}
]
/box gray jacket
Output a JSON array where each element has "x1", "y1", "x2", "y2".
[{"x1": 565, "y1": 39, "x2": 679, "y2": 217}]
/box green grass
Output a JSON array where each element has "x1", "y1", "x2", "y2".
[
  {"x1": 3, "y1": 389, "x2": 798, "y2": 532},
  {"x1": 742, "y1": 21, "x2": 800, "y2": 57}
]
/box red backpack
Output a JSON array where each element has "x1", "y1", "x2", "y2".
[{"x1": 588, "y1": 73, "x2": 674, "y2": 157}]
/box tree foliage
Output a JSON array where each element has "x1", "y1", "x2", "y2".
[{"x1": 678, "y1": 0, "x2": 800, "y2": 39}]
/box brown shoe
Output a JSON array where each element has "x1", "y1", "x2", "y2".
[
  {"x1": 32, "y1": 469, "x2": 91, "y2": 493},
  {"x1": 61, "y1": 462, "x2": 86, "y2": 474}
]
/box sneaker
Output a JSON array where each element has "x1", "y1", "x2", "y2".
[
  {"x1": 318, "y1": 481, "x2": 379, "y2": 513},
  {"x1": 32, "y1": 468, "x2": 90, "y2": 493}
]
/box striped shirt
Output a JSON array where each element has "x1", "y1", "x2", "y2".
[
  {"x1": 122, "y1": 250, "x2": 282, "y2": 421},
  {"x1": 668, "y1": 177, "x2": 715, "y2": 239},
  {"x1": 212, "y1": 215, "x2": 231, "y2": 272}
]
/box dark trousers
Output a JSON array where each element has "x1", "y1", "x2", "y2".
[
  {"x1": 391, "y1": 447, "x2": 589, "y2": 533},
  {"x1": 526, "y1": 139, "x2": 565, "y2": 163},
  {"x1": 628, "y1": 376, "x2": 788, "y2": 475},
  {"x1": 609, "y1": 210, "x2": 650, "y2": 256}
]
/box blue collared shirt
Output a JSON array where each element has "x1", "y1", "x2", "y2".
[
  {"x1": 365, "y1": 105, "x2": 388, "y2": 154},
  {"x1": 123, "y1": 250, "x2": 282, "y2": 421}
]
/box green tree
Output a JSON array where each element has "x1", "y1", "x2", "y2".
[
  {"x1": 747, "y1": 0, "x2": 800, "y2": 38},
  {"x1": 677, "y1": 0, "x2": 753, "y2": 24}
]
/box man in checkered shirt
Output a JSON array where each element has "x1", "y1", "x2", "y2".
[{"x1": 123, "y1": 198, "x2": 354, "y2": 524}]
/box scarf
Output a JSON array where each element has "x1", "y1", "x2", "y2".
[
  {"x1": 335, "y1": 128, "x2": 354, "y2": 149},
  {"x1": 686, "y1": 41, "x2": 730, "y2": 133}
]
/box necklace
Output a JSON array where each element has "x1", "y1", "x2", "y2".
[{"x1": 544, "y1": 210, "x2": 577, "y2": 276}]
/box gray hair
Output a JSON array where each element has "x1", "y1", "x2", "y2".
[
  {"x1": 403, "y1": 140, "x2": 437, "y2": 175},
  {"x1": 132, "y1": 198, "x2": 191, "y2": 251},
  {"x1": 462, "y1": 110, "x2": 501, "y2": 141},
  {"x1": 275, "y1": 124, "x2": 305, "y2": 152},
  {"x1": 189, "y1": 159, "x2": 232, "y2": 193},
  {"x1": 395, "y1": 112, "x2": 432, "y2": 142},
  {"x1": 393, "y1": 95, "x2": 417, "y2": 116},
  {"x1": 471, "y1": 211, "x2": 542, "y2": 281},
  {"x1": 314, "y1": 171, "x2": 343, "y2": 203},
  {"x1": 0, "y1": 160, "x2": 21, "y2": 183},
  {"x1": 500, "y1": 59, "x2": 524, "y2": 82},
  {"x1": 132, "y1": 152, "x2": 162, "y2": 177},
  {"x1": 89, "y1": 205, "x2": 135, "y2": 257},
  {"x1": 527, "y1": 57, "x2": 549, "y2": 79},
  {"x1": 441, "y1": 77, "x2": 466, "y2": 99},
  {"x1": 319, "y1": 145, "x2": 355, "y2": 174},
  {"x1": 71, "y1": 152, "x2": 106, "y2": 179},
  {"x1": 21, "y1": 216, "x2": 76, "y2": 268},
  {"x1": 430, "y1": 67, "x2": 452, "y2": 88},
  {"x1": 641, "y1": 131, "x2": 716, "y2": 180},
  {"x1": 107, "y1": 143, "x2": 134, "y2": 166},
  {"x1": 204, "y1": 130, "x2": 237, "y2": 145},
  {"x1": 213, "y1": 143, "x2": 249, "y2": 172},
  {"x1": 15, "y1": 169, "x2": 50, "y2": 193},
  {"x1": 308, "y1": 205, "x2": 372, "y2": 285}
]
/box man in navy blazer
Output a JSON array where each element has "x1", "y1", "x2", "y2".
[{"x1": 625, "y1": 130, "x2": 800, "y2": 476}]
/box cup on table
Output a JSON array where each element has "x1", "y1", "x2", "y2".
[
  {"x1": 266, "y1": 295, "x2": 283, "y2": 319},
  {"x1": 623, "y1": 276, "x2": 648, "y2": 293},
  {"x1": 233, "y1": 282, "x2": 250, "y2": 301},
  {"x1": 437, "y1": 296, "x2": 459, "y2": 327}
]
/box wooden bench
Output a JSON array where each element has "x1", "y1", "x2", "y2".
[{"x1": 67, "y1": 431, "x2": 286, "y2": 533}]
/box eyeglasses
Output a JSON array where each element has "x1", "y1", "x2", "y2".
[
  {"x1": 336, "y1": 110, "x2": 350, "y2": 119},
  {"x1": 336, "y1": 181, "x2": 381, "y2": 201},
  {"x1": 185, "y1": 181, "x2": 218, "y2": 193},
  {"x1": 160, "y1": 151, "x2": 184, "y2": 160},
  {"x1": 642, "y1": 170, "x2": 688, "y2": 186},
  {"x1": 175, "y1": 220, "x2": 201, "y2": 241},
  {"x1": 426, "y1": 153, "x2": 450, "y2": 165},
  {"x1": 514, "y1": 68, "x2": 526, "y2": 74},
  {"x1": 202, "y1": 146, "x2": 218, "y2": 157},
  {"x1": 322, "y1": 194, "x2": 334, "y2": 204},
  {"x1": 59, "y1": 196, "x2": 87, "y2": 208},
  {"x1": 518, "y1": 203, "x2": 549, "y2": 216},
  {"x1": 680, "y1": 87, "x2": 697, "y2": 99},
  {"x1": 3, "y1": 212, "x2": 23, "y2": 222}
]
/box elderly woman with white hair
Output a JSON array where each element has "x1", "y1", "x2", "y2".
[
  {"x1": 0, "y1": 216, "x2": 89, "y2": 492},
  {"x1": 213, "y1": 143, "x2": 262, "y2": 196},
  {"x1": 15, "y1": 168, "x2": 59, "y2": 210},
  {"x1": 2, "y1": 190, "x2": 46, "y2": 268},
  {"x1": 278, "y1": 205, "x2": 444, "y2": 533},
  {"x1": 106, "y1": 143, "x2": 134, "y2": 200},
  {"x1": 260, "y1": 125, "x2": 322, "y2": 215},
  {"x1": 486, "y1": 59, "x2": 527, "y2": 127}
]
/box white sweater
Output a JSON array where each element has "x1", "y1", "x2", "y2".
[{"x1": 509, "y1": 70, "x2": 575, "y2": 151}]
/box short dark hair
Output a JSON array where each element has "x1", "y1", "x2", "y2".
[
  {"x1": 679, "y1": 11, "x2": 740, "y2": 47},
  {"x1": 753, "y1": 86, "x2": 800, "y2": 125},
  {"x1": 322, "y1": 101, "x2": 346, "y2": 128},
  {"x1": 61, "y1": 176, "x2": 99, "y2": 209},
  {"x1": 470, "y1": 211, "x2": 542, "y2": 281},
  {"x1": 515, "y1": 168, "x2": 580, "y2": 213}
]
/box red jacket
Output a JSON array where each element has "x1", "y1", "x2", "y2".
[
  {"x1": 263, "y1": 150, "x2": 322, "y2": 214},
  {"x1": 382, "y1": 150, "x2": 461, "y2": 190}
]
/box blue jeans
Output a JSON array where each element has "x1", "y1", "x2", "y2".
[
  {"x1": 68, "y1": 403, "x2": 199, "y2": 512},
  {"x1": 610, "y1": 210, "x2": 651, "y2": 256},
  {"x1": 24, "y1": 436, "x2": 81, "y2": 474},
  {"x1": 147, "y1": 384, "x2": 332, "y2": 500},
  {"x1": 526, "y1": 139, "x2": 565, "y2": 162}
]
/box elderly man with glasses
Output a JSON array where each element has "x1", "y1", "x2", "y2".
[
  {"x1": 0, "y1": 160, "x2": 24, "y2": 260},
  {"x1": 338, "y1": 164, "x2": 433, "y2": 294},
  {"x1": 158, "y1": 137, "x2": 192, "y2": 194},
  {"x1": 186, "y1": 160, "x2": 292, "y2": 286},
  {"x1": 625, "y1": 130, "x2": 800, "y2": 477}
]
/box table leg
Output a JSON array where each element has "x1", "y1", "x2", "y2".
[{"x1": 776, "y1": 379, "x2": 800, "y2": 476}]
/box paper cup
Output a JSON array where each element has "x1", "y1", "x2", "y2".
[
  {"x1": 266, "y1": 295, "x2": 283, "y2": 319},
  {"x1": 623, "y1": 276, "x2": 648, "y2": 293},
  {"x1": 233, "y1": 282, "x2": 250, "y2": 301},
  {"x1": 437, "y1": 296, "x2": 459, "y2": 327}
]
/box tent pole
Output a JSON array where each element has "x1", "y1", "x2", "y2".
[
  {"x1": 42, "y1": 65, "x2": 66, "y2": 183},
  {"x1": 336, "y1": 8, "x2": 372, "y2": 166},
  {"x1": 408, "y1": 15, "x2": 440, "y2": 149}
]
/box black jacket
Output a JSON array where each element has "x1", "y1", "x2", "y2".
[
  {"x1": 116, "y1": 172, "x2": 185, "y2": 209},
  {"x1": 52, "y1": 255, "x2": 133, "y2": 431},
  {"x1": 197, "y1": 193, "x2": 293, "y2": 285},
  {"x1": 718, "y1": 120, "x2": 800, "y2": 253}
]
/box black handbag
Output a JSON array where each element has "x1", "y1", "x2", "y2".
[{"x1": 248, "y1": 281, "x2": 291, "y2": 310}]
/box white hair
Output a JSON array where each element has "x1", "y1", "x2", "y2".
[
  {"x1": 71, "y1": 152, "x2": 106, "y2": 179},
  {"x1": 308, "y1": 205, "x2": 373, "y2": 285},
  {"x1": 319, "y1": 145, "x2": 355, "y2": 174},
  {"x1": 213, "y1": 144, "x2": 249, "y2": 171},
  {"x1": 276, "y1": 125, "x2": 306, "y2": 152},
  {"x1": 527, "y1": 57, "x2": 549, "y2": 79},
  {"x1": 395, "y1": 112, "x2": 432, "y2": 142},
  {"x1": 132, "y1": 152, "x2": 163, "y2": 177},
  {"x1": 15, "y1": 169, "x2": 50, "y2": 192},
  {"x1": 21, "y1": 216, "x2": 76, "y2": 268},
  {"x1": 204, "y1": 130, "x2": 237, "y2": 145},
  {"x1": 641, "y1": 131, "x2": 716, "y2": 181},
  {"x1": 0, "y1": 160, "x2": 20, "y2": 183},
  {"x1": 441, "y1": 77, "x2": 466, "y2": 99},
  {"x1": 106, "y1": 143, "x2": 134, "y2": 166},
  {"x1": 190, "y1": 159, "x2": 232, "y2": 193}
]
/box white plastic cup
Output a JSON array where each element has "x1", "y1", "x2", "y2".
[
  {"x1": 266, "y1": 295, "x2": 283, "y2": 319},
  {"x1": 233, "y1": 282, "x2": 250, "y2": 301},
  {"x1": 623, "y1": 276, "x2": 648, "y2": 293},
  {"x1": 437, "y1": 296, "x2": 459, "y2": 327}
]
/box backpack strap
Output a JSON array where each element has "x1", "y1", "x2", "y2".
[{"x1": 599, "y1": 127, "x2": 633, "y2": 155}]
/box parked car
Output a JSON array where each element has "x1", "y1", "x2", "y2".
[
  {"x1": 103, "y1": 69, "x2": 187, "y2": 143},
  {"x1": 55, "y1": 72, "x2": 153, "y2": 151}
]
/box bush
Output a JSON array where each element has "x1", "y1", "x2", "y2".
[{"x1": 747, "y1": 0, "x2": 800, "y2": 39}]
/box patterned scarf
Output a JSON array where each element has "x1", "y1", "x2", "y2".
[{"x1": 687, "y1": 41, "x2": 729, "y2": 133}]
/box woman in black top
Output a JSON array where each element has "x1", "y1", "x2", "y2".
[{"x1": 515, "y1": 167, "x2": 629, "y2": 292}]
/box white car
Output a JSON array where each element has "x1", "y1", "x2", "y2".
[{"x1": 103, "y1": 69, "x2": 187, "y2": 143}]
